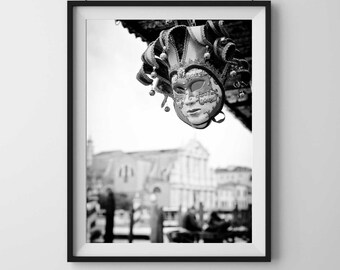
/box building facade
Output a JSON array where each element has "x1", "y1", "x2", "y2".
[
  {"x1": 135, "y1": 139, "x2": 217, "y2": 211},
  {"x1": 88, "y1": 139, "x2": 251, "y2": 212},
  {"x1": 215, "y1": 166, "x2": 252, "y2": 211}
]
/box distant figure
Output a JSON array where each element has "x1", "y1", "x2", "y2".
[
  {"x1": 103, "y1": 188, "x2": 115, "y2": 243},
  {"x1": 206, "y1": 212, "x2": 230, "y2": 233},
  {"x1": 204, "y1": 211, "x2": 231, "y2": 243},
  {"x1": 182, "y1": 207, "x2": 202, "y2": 242}
]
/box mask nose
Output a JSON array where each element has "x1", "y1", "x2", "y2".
[{"x1": 183, "y1": 90, "x2": 196, "y2": 105}]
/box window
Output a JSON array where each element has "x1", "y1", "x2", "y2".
[
  {"x1": 153, "y1": 187, "x2": 161, "y2": 194},
  {"x1": 124, "y1": 165, "x2": 128, "y2": 182},
  {"x1": 119, "y1": 165, "x2": 134, "y2": 183}
]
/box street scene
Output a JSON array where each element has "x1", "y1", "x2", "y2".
[{"x1": 86, "y1": 139, "x2": 252, "y2": 243}]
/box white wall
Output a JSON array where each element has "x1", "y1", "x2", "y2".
[{"x1": 1, "y1": 0, "x2": 340, "y2": 269}]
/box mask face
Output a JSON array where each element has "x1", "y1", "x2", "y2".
[{"x1": 171, "y1": 68, "x2": 223, "y2": 128}]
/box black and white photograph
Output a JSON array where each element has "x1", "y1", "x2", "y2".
[
  {"x1": 86, "y1": 18, "x2": 252, "y2": 244},
  {"x1": 69, "y1": 1, "x2": 269, "y2": 261}
]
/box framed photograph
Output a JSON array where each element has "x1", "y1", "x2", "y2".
[{"x1": 68, "y1": 1, "x2": 271, "y2": 262}]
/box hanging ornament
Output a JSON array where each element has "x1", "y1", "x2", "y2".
[
  {"x1": 149, "y1": 89, "x2": 155, "y2": 96},
  {"x1": 161, "y1": 94, "x2": 170, "y2": 112},
  {"x1": 160, "y1": 46, "x2": 167, "y2": 61},
  {"x1": 204, "y1": 45, "x2": 211, "y2": 60},
  {"x1": 238, "y1": 89, "x2": 245, "y2": 98},
  {"x1": 151, "y1": 66, "x2": 157, "y2": 79}
]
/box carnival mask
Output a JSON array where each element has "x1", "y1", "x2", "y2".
[
  {"x1": 171, "y1": 68, "x2": 223, "y2": 129},
  {"x1": 136, "y1": 21, "x2": 251, "y2": 129}
]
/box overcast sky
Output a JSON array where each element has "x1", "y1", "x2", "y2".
[{"x1": 87, "y1": 20, "x2": 252, "y2": 168}]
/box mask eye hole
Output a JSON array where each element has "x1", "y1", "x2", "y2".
[
  {"x1": 191, "y1": 80, "x2": 204, "y2": 91},
  {"x1": 174, "y1": 86, "x2": 185, "y2": 94}
]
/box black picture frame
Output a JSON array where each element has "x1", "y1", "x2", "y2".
[{"x1": 67, "y1": 0, "x2": 271, "y2": 262}]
